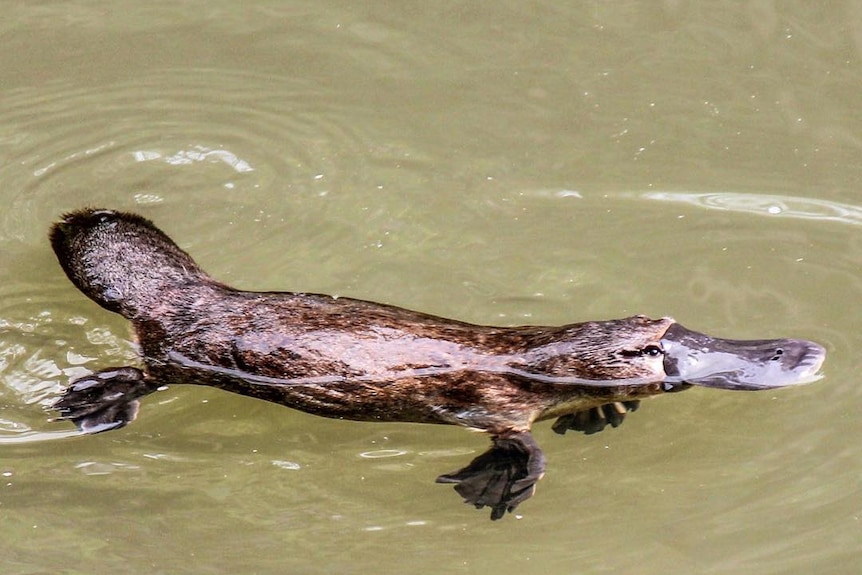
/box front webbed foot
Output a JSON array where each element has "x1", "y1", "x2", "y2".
[
  {"x1": 53, "y1": 367, "x2": 156, "y2": 434},
  {"x1": 436, "y1": 431, "x2": 546, "y2": 520},
  {"x1": 552, "y1": 400, "x2": 641, "y2": 435}
]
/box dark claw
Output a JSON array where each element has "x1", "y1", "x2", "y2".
[
  {"x1": 54, "y1": 367, "x2": 156, "y2": 433},
  {"x1": 552, "y1": 400, "x2": 641, "y2": 435},
  {"x1": 436, "y1": 431, "x2": 546, "y2": 520}
]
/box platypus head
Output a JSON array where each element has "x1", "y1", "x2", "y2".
[
  {"x1": 50, "y1": 208, "x2": 209, "y2": 319},
  {"x1": 540, "y1": 315, "x2": 824, "y2": 391},
  {"x1": 659, "y1": 322, "x2": 826, "y2": 390}
]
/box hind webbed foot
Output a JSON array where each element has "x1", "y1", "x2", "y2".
[
  {"x1": 436, "y1": 431, "x2": 546, "y2": 520},
  {"x1": 552, "y1": 400, "x2": 641, "y2": 435},
  {"x1": 53, "y1": 367, "x2": 156, "y2": 434}
]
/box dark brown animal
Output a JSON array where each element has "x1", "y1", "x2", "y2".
[{"x1": 49, "y1": 209, "x2": 825, "y2": 519}]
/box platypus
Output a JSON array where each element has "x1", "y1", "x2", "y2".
[{"x1": 49, "y1": 208, "x2": 826, "y2": 519}]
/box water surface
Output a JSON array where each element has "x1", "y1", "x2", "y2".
[{"x1": 1, "y1": 2, "x2": 861, "y2": 574}]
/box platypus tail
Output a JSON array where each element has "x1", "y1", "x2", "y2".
[{"x1": 50, "y1": 208, "x2": 211, "y2": 320}]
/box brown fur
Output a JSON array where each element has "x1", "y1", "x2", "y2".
[
  {"x1": 49, "y1": 208, "x2": 824, "y2": 520},
  {"x1": 51, "y1": 209, "x2": 673, "y2": 434}
]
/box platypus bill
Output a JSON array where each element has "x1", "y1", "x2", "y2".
[{"x1": 49, "y1": 208, "x2": 826, "y2": 520}]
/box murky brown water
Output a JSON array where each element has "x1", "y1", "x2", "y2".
[{"x1": 1, "y1": 2, "x2": 861, "y2": 573}]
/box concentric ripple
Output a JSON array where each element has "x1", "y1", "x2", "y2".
[{"x1": 0, "y1": 68, "x2": 421, "y2": 242}]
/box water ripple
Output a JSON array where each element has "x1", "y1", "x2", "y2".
[
  {"x1": 641, "y1": 191, "x2": 862, "y2": 227},
  {"x1": 0, "y1": 281, "x2": 137, "y2": 442},
  {"x1": 0, "y1": 68, "x2": 421, "y2": 242}
]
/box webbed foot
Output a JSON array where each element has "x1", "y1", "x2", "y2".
[
  {"x1": 53, "y1": 367, "x2": 156, "y2": 434},
  {"x1": 436, "y1": 431, "x2": 546, "y2": 520},
  {"x1": 551, "y1": 400, "x2": 640, "y2": 435}
]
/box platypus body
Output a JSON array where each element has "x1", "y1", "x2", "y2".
[{"x1": 49, "y1": 209, "x2": 826, "y2": 519}]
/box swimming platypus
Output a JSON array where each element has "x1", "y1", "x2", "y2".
[{"x1": 49, "y1": 208, "x2": 826, "y2": 519}]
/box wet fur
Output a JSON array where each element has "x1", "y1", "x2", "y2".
[
  {"x1": 48, "y1": 208, "x2": 821, "y2": 519},
  {"x1": 50, "y1": 209, "x2": 673, "y2": 433}
]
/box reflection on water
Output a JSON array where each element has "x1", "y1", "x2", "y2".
[
  {"x1": 0, "y1": 429, "x2": 83, "y2": 445},
  {"x1": 132, "y1": 145, "x2": 255, "y2": 174},
  {"x1": 642, "y1": 191, "x2": 862, "y2": 227}
]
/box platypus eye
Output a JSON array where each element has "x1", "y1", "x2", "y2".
[{"x1": 642, "y1": 344, "x2": 663, "y2": 357}]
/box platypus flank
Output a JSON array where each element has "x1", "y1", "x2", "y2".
[{"x1": 49, "y1": 208, "x2": 826, "y2": 520}]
